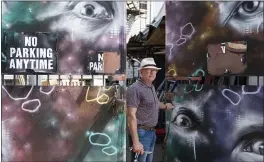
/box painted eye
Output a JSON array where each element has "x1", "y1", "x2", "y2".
[
  {"x1": 172, "y1": 108, "x2": 200, "y2": 130},
  {"x1": 240, "y1": 1, "x2": 259, "y2": 13},
  {"x1": 235, "y1": 1, "x2": 263, "y2": 19},
  {"x1": 243, "y1": 140, "x2": 264, "y2": 155},
  {"x1": 72, "y1": 2, "x2": 114, "y2": 20},
  {"x1": 81, "y1": 4, "x2": 95, "y2": 17},
  {"x1": 175, "y1": 114, "x2": 193, "y2": 128},
  {"x1": 231, "y1": 133, "x2": 264, "y2": 162},
  {"x1": 252, "y1": 141, "x2": 263, "y2": 155}
]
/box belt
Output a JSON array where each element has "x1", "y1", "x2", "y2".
[{"x1": 138, "y1": 124, "x2": 155, "y2": 131}]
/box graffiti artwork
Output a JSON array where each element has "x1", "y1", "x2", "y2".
[
  {"x1": 165, "y1": 85, "x2": 263, "y2": 162},
  {"x1": 1, "y1": 1, "x2": 125, "y2": 74},
  {"x1": 166, "y1": 1, "x2": 264, "y2": 77},
  {"x1": 2, "y1": 86, "x2": 126, "y2": 162}
]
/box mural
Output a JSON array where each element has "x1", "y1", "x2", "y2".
[
  {"x1": 165, "y1": 85, "x2": 263, "y2": 162},
  {"x1": 1, "y1": 1, "x2": 125, "y2": 74},
  {"x1": 2, "y1": 86, "x2": 126, "y2": 162},
  {"x1": 166, "y1": 1, "x2": 264, "y2": 77}
]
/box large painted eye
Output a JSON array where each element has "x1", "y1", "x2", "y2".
[
  {"x1": 234, "y1": 1, "x2": 263, "y2": 19},
  {"x1": 72, "y1": 2, "x2": 114, "y2": 20},
  {"x1": 240, "y1": 1, "x2": 259, "y2": 13},
  {"x1": 231, "y1": 133, "x2": 264, "y2": 162},
  {"x1": 175, "y1": 114, "x2": 193, "y2": 128},
  {"x1": 243, "y1": 140, "x2": 264, "y2": 155},
  {"x1": 172, "y1": 108, "x2": 200, "y2": 129}
]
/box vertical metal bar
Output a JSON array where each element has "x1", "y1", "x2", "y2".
[
  {"x1": 257, "y1": 76, "x2": 259, "y2": 86},
  {"x1": 2, "y1": 74, "x2": 5, "y2": 85},
  {"x1": 103, "y1": 75, "x2": 105, "y2": 86},
  {"x1": 36, "y1": 75, "x2": 38, "y2": 86},
  {"x1": 24, "y1": 75, "x2": 27, "y2": 86},
  {"x1": 47, "y1": 75, "x2": 50, "y2": 86},
  {"x1": 80, "y1": 75, "x2": 83, "y2": 86},
  {"x1": 237, "y1": 76, "x2": 240, "y2": 85},
  {"x1": 132, "y1": 61, "x2": 135, "y2": 78},
  {"x1": 164, "y1": 79, "x2": 168, "y2": 92},
  {"x1": 13, "y1": 75, "x2": 16, "y2": 86},
  {"x1": 149, "y1": 1, "x2": 151, "y2": 24},
  {"x1": 92, "y1": 74, "x2": 94, "y2": 86},
  {"x1": 69, "y1": 75, "x2": 72, "y2": 86},
  {"x1": 139, "y1": 1, "x2": 141, "y2": 31},
  {"x1": 58, "y1": 75, "x2": 61, "y2": 86}
]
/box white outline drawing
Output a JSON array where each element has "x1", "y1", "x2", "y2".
[
  {"x1": 167, "y1": 43, "x2": 174, "y2": 56},
  {"x1": 175, "y1": 22, "x2": 195, "y2": 46},
  {"x1": 2, "y1": 86, "x2": 33, "y2": 101},
  {"x1": 175, "y1": 37, "x2": 187, "y2": 46},
  {"x1": 40, "y1": 86, "x2": 55, "y2": 95},
  {"x1": 221, "y1": 89, "x2": 241, "y2": 106},
  {"x1": 242, "y1": 85, "x2": 261, "y2": 95},
  {"x1": 102, "y1": 146, "x2": 118, "y2": 156},
  {"x1": 180, "y1": 22, "x2": 195, "y2": 38},
  {"x1": 89, "y1": 132, "x2": 111, "y2": 147},
  {"x1": 21, "y1": 99, "x2": 41, "y2": 113}
]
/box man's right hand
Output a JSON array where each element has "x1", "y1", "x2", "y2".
[{"x1": 133, "y1": 141, "x2": 144, "y2": 155}]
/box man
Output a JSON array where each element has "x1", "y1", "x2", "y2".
[{"x1": 127, "y1": 58, "x2": 174, "y2": 162}]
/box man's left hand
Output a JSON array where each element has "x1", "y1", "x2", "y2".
[{"x1": 165, "y1": 103, "x2": 174, "y2": 110}]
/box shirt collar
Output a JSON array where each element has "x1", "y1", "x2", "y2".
[{"x1": 138, "y1": 78, "x2": 153, "y2": 88}]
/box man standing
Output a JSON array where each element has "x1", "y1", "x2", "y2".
[{"x1": 127, "y1": 58, "x2": 174, "y2": 162}]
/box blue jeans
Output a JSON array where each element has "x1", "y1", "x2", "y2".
[{"x1": 135, "y1": 128, "x2": 156, "y2": 162}]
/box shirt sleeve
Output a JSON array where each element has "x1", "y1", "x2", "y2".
[{"x1": 126, "y1": 86, "x2": 140, "y2": 108}]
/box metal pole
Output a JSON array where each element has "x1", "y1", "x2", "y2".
[
  {"x1": 13, "y1": 75, "x2": 16, "y2": 85},
  {"x1": 81, "y1": 75, "x2": 83, "y2": 86},
  {"x1": 36, "y1": 75, "x2": 38, "y2": 86},
  {"x1": 149, "y1": 1, "x2": 151, "y2": 24},
  {"x1": 47, "y1": 75, "x2": 50, "y2": 86},
  {"x1": 24, "y1": 75, "x2": 27, "y2": 85},
  {"x1": 2, "y1": 74, "x2": 4, "y2": 85}
]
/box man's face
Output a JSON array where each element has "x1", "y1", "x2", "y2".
[{"x1": 140, "y1": 68, "x2": 158, "y2": 83}]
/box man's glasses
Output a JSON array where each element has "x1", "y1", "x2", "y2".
[{"x1": 143, "y1": 69, "x2": 158, "y2": 73}]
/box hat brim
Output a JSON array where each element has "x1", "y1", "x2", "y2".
[{"x1": 139, "y1": 66, "x2": 161, "y2": 70}]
